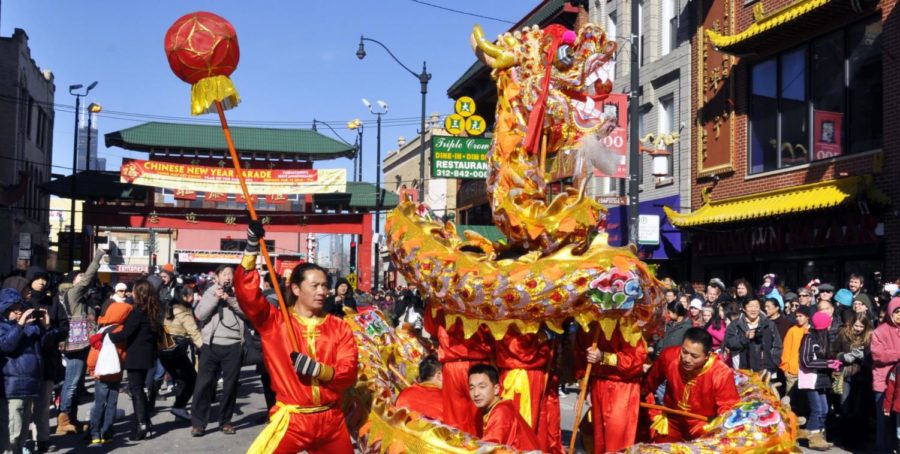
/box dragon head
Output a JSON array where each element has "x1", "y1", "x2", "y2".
[{"x1": 472, "y1": 22, "x2": 617, "y2": 140}]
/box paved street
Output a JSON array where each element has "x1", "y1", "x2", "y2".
[{"x1": 45, "y1": 370, "x2": 849, "y2": 453}]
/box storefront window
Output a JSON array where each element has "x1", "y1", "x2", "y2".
[
  {"x1": 748, "y1": 16, "x2": 882, "y2": 174},
  {"x1": 847, "y1": 18, "x2": 882, "y2": 154},
  {"x1": 750, "y1": 59, "x2": 777, "y2": 173}
]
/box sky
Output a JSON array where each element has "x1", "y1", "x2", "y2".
[{"x1": 1, "y1": 0, "x2": 537, "y2": 184}]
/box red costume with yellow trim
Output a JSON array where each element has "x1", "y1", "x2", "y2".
[
  {"x1": 643, "y1": 345, "x2": 739, "y2": 442},
  {"x1": 235, "y1": 267, "x2": 358, "y2": 454},
  {"x1": 576, "y1": 323, "x2": 647, "y2": 453},
  {"x1": 478, "y1": 399, "x2": 541, "y2": 451},
  {"x1": 395, "y1": 383, "x2": 443, "y2": 422},
  {"x1": 423, "y1": 304, "x2": 493, "y2": 435},
  {"x1": 495, "y1": 329, "x2": 562, "y2": 453}
]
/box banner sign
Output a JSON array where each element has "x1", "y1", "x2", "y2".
[
  {"x1": 121, "y1": 159, "x2": 346, "y2": 194},
  {"x1": 177, "y1": 250, "x2": 244, "y2": 264},
  {"x1": 594, "y1": 93, "x2": 629, "y2": 179},
  {"x1": 813, "y1": 110, "x2": 843, "y2": 160},
  {"x1": 174, "y1": 189, "x2": 197, "y2": 200},
  {"x1": 431, "y1": 136, "x2": 491, "y2": 179}
]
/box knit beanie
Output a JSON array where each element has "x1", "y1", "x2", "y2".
[
  {"x1": 811, "y1": 311, "x2": 832, "y2": 330},
  {"x1": 834, "y1": 288, "x2": 853, "y2": 307}
]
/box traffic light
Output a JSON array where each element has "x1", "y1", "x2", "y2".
[{"x1": 349, "y1": 240, "x2": 357, "y2": 272}]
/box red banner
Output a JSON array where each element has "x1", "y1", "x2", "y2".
[
  {"x1": 594, "y1": 93, "x2": 629, "y2": 178},
  {"x1": 205, "y1": 192, "x2": 227, "y2": 202},
  {"x1": 813, "y1": 110, "x2": 843, "y2": 160},
  {"x1": 174, "y1": 189, "x2": 197, "y2": 200},
  {"x1": 235, "y1": 193, "x2": 258, "y2": 204},
  {"x1": 266, "y1": 194, "x2": 290, "y2": 205}
]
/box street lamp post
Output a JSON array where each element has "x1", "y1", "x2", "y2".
[
  {"x1": 356, "y1": 35, "x2": 431, "y2": 202},
  {"x1": 68, "y1": 81, "x2": 97, "y2": 271},
  {"x1": 347, "y1": 119, "x2": 364, "y2": 183},
  {"x1": 85, "y1": 103, "x2": 102, "y2": 171},
  {"x1": 362, "y1": 99, "x2": 387, "y2": 291},
  {"x1": 627, "y1": 0, "x2": 641, "y2": 246}
]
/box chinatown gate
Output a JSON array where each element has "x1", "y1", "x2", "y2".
[{"x1": 45, "y1": 122, "x2": 396, "y2": 291}]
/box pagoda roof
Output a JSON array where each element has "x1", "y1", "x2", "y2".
[{"x1": 105, "y1": 122, "x2": 356, "y2": 161}]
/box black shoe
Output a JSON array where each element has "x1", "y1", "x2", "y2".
[
  {"x1": 35, "y1": 441, "x2": 58, "y2": 453},
  {"x1": 130, "y1": 423, "x2": 150, "y2": 441}
]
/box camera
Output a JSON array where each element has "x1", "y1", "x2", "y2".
[
  {"x1": 31, "y1": 309, "x2": 46, "y2": 320},
  {"x1": 222, "y1": 285, "x2": 235, "y2": 298}
]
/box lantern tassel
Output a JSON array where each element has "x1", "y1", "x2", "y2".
[{"x1": 192, "y1": 75, "x2": 240, "y2": 116}]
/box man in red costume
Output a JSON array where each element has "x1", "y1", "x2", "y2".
[
  {"x1": 643, "y1": 327, "x2": 739, "y2": 442},
  {"x1": 394, "y1": 355, "x2": 443, "y2": 422},
  {"x1": 423, "y1": 304, "x2": 493, "y2": 434},
  {"x1": 235, "y1": 222, "x2": 358, "y2": 454},
  {"x1": 576, "y1": 321, "x2": 648, "y2": 453},
  {"x1": 469, "y1": 364, "x2": 540, "y2": 451},
  {"x1": 495, "y1": 328, "x2": 562, "y2": 453}
]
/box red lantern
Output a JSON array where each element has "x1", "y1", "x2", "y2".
[{"x1": 164, "y1": 12, "x2": 241, "y2": 115}]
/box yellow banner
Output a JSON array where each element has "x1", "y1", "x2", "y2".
[{"x1": 120, "y1": 159, "x2": 346, "y2": 194}]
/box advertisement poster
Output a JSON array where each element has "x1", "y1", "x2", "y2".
[
  {"x1": 594, "y1": 93, "x2": 629, "y2": 178},
  {"x1": 121, "y1": 159, "x2": 346, "y2": 194},
  {"x1": 813, "y1": 110, "x2": 843, "y2": 160},
  {"x1": 431, "y1": 136, "x2": 491, "y2": 179}
]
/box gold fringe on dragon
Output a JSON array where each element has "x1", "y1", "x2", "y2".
[{"x1": 342, "y1": 20, "x2": 797, "y2": 454}]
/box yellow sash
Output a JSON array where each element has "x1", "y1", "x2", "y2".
[
  {"x1": 246, "y1": 402, "x2": 330, "y2": 454},
  {"x1": 501, "y1": 369, "x2": 534, "y2": 426}
]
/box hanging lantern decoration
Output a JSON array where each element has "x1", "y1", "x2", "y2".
[{"x1": 164, "y1": 11, "x2": 241, "y2": 115}]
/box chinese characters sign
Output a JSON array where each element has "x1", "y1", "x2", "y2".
[{"x1": 431, "y1": 136, "x2": 491, "y2": 179}]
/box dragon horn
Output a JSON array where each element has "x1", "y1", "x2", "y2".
[{"x1": 471, "y1": 24, "x2": 516, "y2": 69}]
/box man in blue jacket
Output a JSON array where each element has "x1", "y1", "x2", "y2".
[{"x1": 0, "y1": 288, "x2": 53, "y2": 453}]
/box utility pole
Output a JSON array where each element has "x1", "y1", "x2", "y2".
[{"x1": 627, "y1": 0, "x2": 641, "y2": 246}]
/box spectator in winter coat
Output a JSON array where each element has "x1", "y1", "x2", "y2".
[
  {"x1": 86, "y1": 298, "x2": 132, "y2": 446},
  {"x1": 799, "y1": 311, "x2": 839, "y2": 450},
  {"x1": 58, "y1": 249, "x2": 105, "y2": 435},
  {"x1": 652, "y1": 302, "x2": 692, "y2": 359},
  {"x1": 161, "y1": 285, "x2": 202, "y2": 422},
  {"x1": 25, "y1": 266, "x2": 67, "y2": 452},
  {"x1": 764, "y1": 298, "x2": 793, "y2": 340},
  {"x1": 323, "y1": 279, "x2": 356, "y2": 317},
  {"x1": 871, "y1": 297, "x2": 900, "y2": 452},
  {"x1": 780, "y1": 306, "x2": 811, "y2": 403},
  {"x1": 0, "y1": 288, "x2": 53, "y2": 453},
  {"x1": 724, "y1": 298, "x2": 783, "y2": 373},
  {"x1": 108, "y1": 279, "x2": 161, "y2": 441},
  {"x1": 733, "y1": 279, "x2": 754, "y2": 307},
  {"x1": 832, "y1": 311, "x2": 873, "y2": 449},
  {"x1": 702, "y1": 306, "x2": 726, "y2": 353}
]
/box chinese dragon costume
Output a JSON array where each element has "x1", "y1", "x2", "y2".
[{"x1": 342, "y1": 21, "x2": 798, "y2": 453}]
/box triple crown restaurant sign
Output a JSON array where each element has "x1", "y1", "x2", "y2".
[{"x1": 431, "y1": 136, "x2": 491, "y2": 179}]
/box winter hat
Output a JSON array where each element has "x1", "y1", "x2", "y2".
[
  {"x1": 818, "y1": 283, "x2": 835, "y2": 292},
  {"x1": 794, "y1": 305, "x2": 813, "y2": 318},
  {"x1": 784, "y1": 292, "x2": 799, "y2": 302},
  {"x1": 0, "y1": 288, "x2": 23, "y2": 308},
  {"x1": 806, "y1": 279, "x2": 821, "y2": 290},
  {"x1": 1, "y1": 276, "x2": 28, "y2": 295},
  {"x1": 689, "y1": 298, "x2": 703, "y2": 310},
  {"x1": 811, "y1": 311, "x2": 832, "y2": 330},
  {"x1": 708, "y1": 278, "x2": 726, "y2": 291},
  {"x1": 115, "y1": 283, "x2": 127, "y2": 292},
  {"x1": 766, "y1": 290, "x2": 784, "y2": 310},
  {"x1": 25, "y1": 266, "x2": 48, "y2": 284},
  {"x1": 834, "y1": 288, "x2": 853, "y2": 307}
]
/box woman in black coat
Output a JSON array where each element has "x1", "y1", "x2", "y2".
[
  {"x1": 724, "y1": 297, "x2": 783, "y2": 373},
  {"x1": 109, "y1": 278, "x2": 161, "y2": 440}
]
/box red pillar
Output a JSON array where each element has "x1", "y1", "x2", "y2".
[{"x1": 358, "y1": 212, "x2": 373, "y2": 291}]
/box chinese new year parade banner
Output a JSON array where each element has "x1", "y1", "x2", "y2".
[{"x1": 120, "y1": 159, "x2": 347, "y2": 194}]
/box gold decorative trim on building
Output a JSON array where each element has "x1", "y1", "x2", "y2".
[
  {"x1": 706, "y1": 0, "x2": 833, "y2": 49},
  {"x1": 664, "y1": 175, "x2": 890, "y2": 227}
]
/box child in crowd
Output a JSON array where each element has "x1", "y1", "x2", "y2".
[
  {"x1": 86, "y1": 297, "x2": 133, "y2": 447},
  {"x1": 0, "y1": 288, "x2": 52, "y2": 453}
]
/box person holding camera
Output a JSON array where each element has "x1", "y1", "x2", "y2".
[
  {"x1": 0, "y1": 288, "x2": 54, "y2": 454},
  {"x1": 191, "y1": 264, "x2": 245, "y2": 437}
]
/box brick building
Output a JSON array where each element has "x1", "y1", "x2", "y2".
[
  {"x1": 665, "y1": 0, "x2": 897, "y2": 290},
  {"x1": 0, "y1": 29, "x2": 54, "y2": 274}
]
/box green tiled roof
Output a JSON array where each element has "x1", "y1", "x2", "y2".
[
  {"x1": 42, "y1": 171, "x2": 147, "y2": 201},
  {"x1": 458, "y1": 224, "x2": 506, "y2": 243},
  {"x1": 105, "y1": 122, "x2": 355, "y2": 160},
  {"x1": 447, "y1": 0, "x2": 568, "y2": 96},
  {"x1": 345, "y1": 182, "x2": 399, "y2": 209}
]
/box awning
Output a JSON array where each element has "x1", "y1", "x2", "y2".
[
  {"x1": 706, "y1": 0, "x2": 875, "y2": 56},
  {"x1": 664, "y1": 175, "x2": 890, "y2": 228}
]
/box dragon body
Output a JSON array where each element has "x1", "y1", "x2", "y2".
[{"x1": 352, "y1": 20, "x2": 797, "y2": 454}]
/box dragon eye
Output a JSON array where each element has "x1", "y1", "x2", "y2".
[{"x1": 555, "y1": 45, "x2": 574, "y2": 69}]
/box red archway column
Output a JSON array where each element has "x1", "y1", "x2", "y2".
[{"x1": 357, "y1": 212, "x2": 373, "y2": 291}]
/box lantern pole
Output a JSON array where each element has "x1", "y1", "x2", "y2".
[{"x1": 214, "y1": 100, "x2": 300, "y2": 353}]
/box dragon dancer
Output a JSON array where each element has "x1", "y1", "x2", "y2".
[
  {"x1": 576, "y1": 321, "x2": 648, "y2": 452},
  {"x1": 236, "y1": 222, "x2": 358, "y2": 454},
  {"x1": 643, "y1": 328, "x2": 739, "y2": 443},
  {"x1": 495, "y1": 329, "x2": 562, "y2": 453},
  {"x1": 469, "y1": 364, "x2": 540, "y2": 451},
  {"x1": 423, "y1": 303, "x2": 493, "y2": 435}
]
